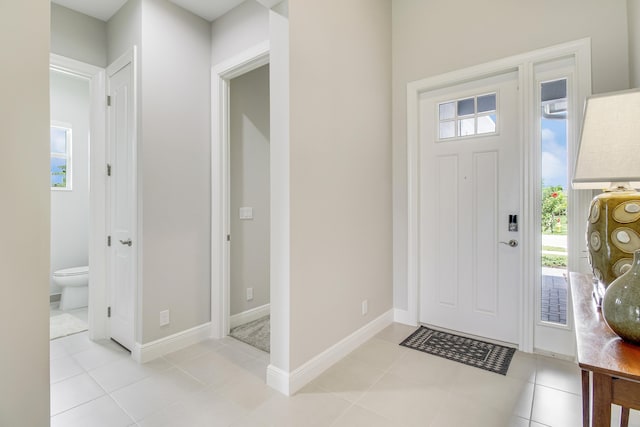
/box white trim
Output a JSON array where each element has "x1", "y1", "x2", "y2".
[
  {"x1": 50, "y1": 54, "x2": 103, "y2": 77},
  {"x1": 265, "y1": 364, "x2": 290, "y2": 395},
  {"x1": 406, "y1": 39, "x2": 592, "y2": 353},
  {"x1": 393, "y1": 308, "x2": 417, "y2": 326},
  {"x1": 255, "y1": 0, "x2": 285, "y2": 9},
  {"x1": 266, "y1": 310, "x2": 393, "y2": 396},
  {"x1": 49, "y1": 54, "x2": 107, "y2": 341},
  {"x1": 229, "y1": 304, "x2": 271, "y2": 329},
  {"x1": 131, "y1": 322, "x2": 212, "y2": 363},
  {"x1": 211, "y1": 41, "x2": 270, "y2": 340}
]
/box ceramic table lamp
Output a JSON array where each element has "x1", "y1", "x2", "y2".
[
  {"x1": 572, "y1": 89, "x2": 640, "y2": 304},
  {"x1": 602, "y1": 248, "x2": 640, "y2": 344}
]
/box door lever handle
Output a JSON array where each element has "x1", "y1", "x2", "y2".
[
  {"x1": 119, "y1": 239, "x2": 132, "y2": 247},
  {"x1": 499, "y1": 239, "x2": 518, "y2": 247}
]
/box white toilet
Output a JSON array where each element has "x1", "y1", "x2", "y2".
[{"x1": 53, "y1": 266, "x2": 89, "y2": 311}]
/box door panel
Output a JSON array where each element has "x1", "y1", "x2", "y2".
[
  {"x1": 107, "y1": 58, "x2": 135, "y2": 351},
  {"x1": 419, "y1": 71, "x2": 520, "y2": 344},
  {"x1": 435, "y1": 155, "x2": 459, "y2": 307},
  {"x1": 473, "y1": 150, "x2": 498, "y2": 315}
]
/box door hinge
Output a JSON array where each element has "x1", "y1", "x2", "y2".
[
  {"x1": 107, "y1": 95, "x2": 111, "y2": 106},
  {"x1": 227, "y1": 234, "x2": 231, "y2": 242},
  {"x1": 107, "y1": 306, "x2": 111, "y2": 318},
  {"x1": 107, "y1": 235, "x2": 111, "y2": 247},
  {"x1": 107, "y1": 163, "x2": 112, "y2": 176}
]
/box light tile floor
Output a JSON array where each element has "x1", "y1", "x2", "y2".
[
  {"x1": 50, "y1": 323, "x2": 640, "y2": 427},
  {"x1": 50, "y1": 302, "x2": 89, "y2": 324}
]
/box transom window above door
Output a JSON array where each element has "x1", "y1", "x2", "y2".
[{"x1": 437, "y1": 93, "x2": 497, "y2": 140}]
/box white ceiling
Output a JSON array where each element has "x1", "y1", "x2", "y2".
[{"x1": 51, "y1": 0, "x2": 245, "y2": 22}]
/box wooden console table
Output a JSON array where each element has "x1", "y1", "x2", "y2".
[{"x1": 570, "y1": 272, "x2": 640, "y2": 427}]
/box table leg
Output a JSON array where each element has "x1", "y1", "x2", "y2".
[
  {"x1": 593, "y1": 372, "x2": 612, "y2": 427},
  {"x1": 621, "y1": 407, "x2": 630, "y2": 427},
  {"x1": 582, "y1": 369, "x2": 590, "y2": 427}
]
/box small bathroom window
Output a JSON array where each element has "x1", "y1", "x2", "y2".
[{"x1": 51, "y1": 124, "x2": 72, "y2": 190}]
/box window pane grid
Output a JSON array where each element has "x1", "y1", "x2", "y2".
[
  {"x1": 438, "y1": 93, "x2": 497, "y2": 141},
  {"x1": 51, "y1": 125, "x2": 71, "y2": 190}
]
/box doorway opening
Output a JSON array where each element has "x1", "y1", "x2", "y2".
[
  {"x1": 417, "y1": 70, "x2": 521, "y2": 345},
  {"x1": 406, "y1": 39, "x2": 592, "y2": 355},
  {"x1": 227, "y1": 64, "x2": 271, "y2": 354},
  {"x1": 210, "y1": 42, "x2": 270, "y2": 355},
  {"x1": 49, "y1": 55, "x2": 107, "y2": 343},
  {"x1": 49, "y1": 68, "x2": 91, "y2": 340}
]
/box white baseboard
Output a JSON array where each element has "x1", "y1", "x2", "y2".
[
  {"x1": 266, "y1": 309, "x2": 393, "y2": 396},
  {"x1": 393, "y1": 308, "x2": 418, "y2": 326},
  {"x1": 229, "y1": 303, "x2": 270, "y2": 329},
  {"x1": 265, "y1": 364, "x2": 290, "y2": 395},
  {"x1": 132, "y1": 322, "x2": 212, "y2": 363}
]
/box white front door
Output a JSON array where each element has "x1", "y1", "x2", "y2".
[
  {"x1": 107, "y1": 52, "x2": 136, "y2": 351},
  {"x1": 419, "y1": 71, "x2": 521, "y2": 344}
]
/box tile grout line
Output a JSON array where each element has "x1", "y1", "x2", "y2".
[
  {"x1": 328, "y1": 337, "x2": 413, "y2": 425},
  {"x1": 129, "y1": 339, "x2": 267, "y2": 425}
]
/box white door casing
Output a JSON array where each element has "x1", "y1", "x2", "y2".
[
  {"x1": 211, "y1": 41, "x2": 270, "y2": 340},
  {"x1": 419, "y1": 71, "x2": 520, "y2": 344},
  {"x1": 107, "y1": 49, "x2": 137, "y2": 351},
  {"x1": 405, "y1": 39, "x2": 592, "y2": 353}
]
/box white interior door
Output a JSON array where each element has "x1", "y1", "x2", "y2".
[
  {"x1": 419, "y1": 71, "x2": 521, "y2": 344},
  {"x1": 107, "y1": 53, "x2": 136, "y2": 351}
]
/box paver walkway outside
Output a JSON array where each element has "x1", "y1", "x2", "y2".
[
  {"x1": 541, "y1": 271, "x2": 567, "y2": 324},
  {"x1": 540, "y1": 234, "x2": 568, "y2": 324}
]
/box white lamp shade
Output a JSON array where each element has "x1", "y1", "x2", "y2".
[{"x1": 572, "y1": 89, "x2": 640, "y2": 190}]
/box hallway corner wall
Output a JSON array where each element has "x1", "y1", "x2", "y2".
[{"x1": 0, "y1": 2, "x2": 51, "y2": 425}]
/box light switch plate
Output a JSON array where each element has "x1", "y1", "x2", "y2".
[
  {"x1": 239, "y1": 207, "x2": 253, "y2": 220},
  {"x1": 159, "y1": 309, "x2": 170, "y2": 326}
]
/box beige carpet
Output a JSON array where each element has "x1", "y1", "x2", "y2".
[{"x1": 50, "y1": 313, "x2": 88, "y2": 340}]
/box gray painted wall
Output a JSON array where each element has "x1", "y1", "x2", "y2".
[
  {"x1": 106, "y1": 0, "x2": 141, "y2": 65},
  {"x1": 629, "y1": 0, "x2": 640, "y2": 88},
  {"x1": 104, "y1": 0, "x2": 212, "y2": 344},
  {"x1": 391, "y1": 0, "x2": 631, "y2": 311},
  {"x1": 211, "y1": 0, "x2": 269, "y2": 65},
  {"x1": 230, "y1": 65, "x2": 271, "y2": 317},
  {"x1": 51, "y1": 3, "x2": 107, "y2": 67},
  {"x1": 50, "y1": 70, "x2": 91, "y2": 295},
  {"x1": 288, "y1": 0, "x2": 393, "y2": 370},
  {"x1": 140, "y1": 0, "x2": 212, "y2": 343},
  {"x1": 0, "y1": 2, "x2": 51, "y2": 425}
]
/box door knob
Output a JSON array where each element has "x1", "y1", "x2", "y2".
[
  {"x1": 499, "y1": 239, "x2": 518, "y2": 247},
  {"x1": 119, "y1": 239, "x2": 132, "y2": 247}
]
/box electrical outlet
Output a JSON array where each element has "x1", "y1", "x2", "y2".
[
  {"x1": 362, "y1": 299, "x2": 368, "y2": 315},
  {"x1": 246, "y1": 287, "x2": 254, "y2": 301},
  {"x1": 159, "y1": 309, "x2": 170, "y2": 326}
]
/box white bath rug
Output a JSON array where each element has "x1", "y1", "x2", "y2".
[{"x1": 50, "y1": 313, "x2": 88, "y2": 340}]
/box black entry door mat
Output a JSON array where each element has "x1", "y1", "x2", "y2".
[{"x1": 400, "y1": 326, "x2": 516, "y2": 375}]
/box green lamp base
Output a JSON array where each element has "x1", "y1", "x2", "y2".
[{"x1": 587, "y1": 190, "x2": 640, "y2": 289}]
